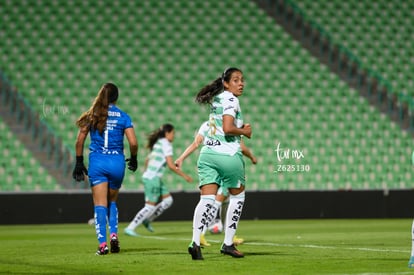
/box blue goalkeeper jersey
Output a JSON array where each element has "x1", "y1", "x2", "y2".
[{"x1": 89, "y1": 104, "x2": 133, "y2": 155}]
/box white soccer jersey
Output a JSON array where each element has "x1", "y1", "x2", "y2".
[
  {"x1": 201, "y1": 90, "x2": 243, "y2": 156},
  {"x1": 142, "y1": 138, "x2": 173, "y2": 179}
]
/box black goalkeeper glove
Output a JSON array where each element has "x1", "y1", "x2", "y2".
[
  {"x1": 126, "y1": 155, "x2": 138, "y2": 172},
  {"x1": 72, "y1": 156, "x2": 88, "y2": 181}
]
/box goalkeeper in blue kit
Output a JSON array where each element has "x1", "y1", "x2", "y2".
[{"x1": 73, "y1": 83, "x2": 138, "y2": 255}]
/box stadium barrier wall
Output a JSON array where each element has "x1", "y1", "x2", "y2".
[{"x1": 0, "y1": 190, "x2": 412, "y2": 225}]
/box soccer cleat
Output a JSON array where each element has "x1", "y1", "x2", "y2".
[
  {"x1": 96, "y1": 244, "x2": 109, "y2": 255},
  {"x1": 233, "y1": 235, "x2": 244, "y2": 246},
  {"x1": 143, "y1": 220, "x2": 154, "y2": 232},
  {"x1": 124, "y1": 228, "x2": 140, "y2": 237},
  {"x1": 188, "y1": 241, "x2": 203, "y2": 260},
  {"x1": 110, "y1": 234, "x2": 120, "y2": 253},
  {"x1": 200, "y1": 233, "x2": 211, "y2": 247},
  {"x1": 408, "y1": 256, "x2": 414, "y2": 268},
  {"x1": 220, "y1": 243, "x2": 244, "y2": 258}
]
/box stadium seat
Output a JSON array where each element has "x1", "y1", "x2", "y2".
[
  {"x1": 0, "y1": 117, "x2": 59, "y2": 191},
  {"x1": 295, "y1": 0, "x2": 414, "y2": 97}
]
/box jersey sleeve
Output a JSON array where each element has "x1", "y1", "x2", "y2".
[
  {"x1": 161, "y1": 139, "x2": 173, "y2": 157},
  {"x1": 123, "y1": 113, "x2": 133, "y2": 129},
  {"x1": 222, "y1": 95, "x2": 239, "y2": 118},
  {"x1": 197, "y1": 121, "x2": 209, "y2": 137}
]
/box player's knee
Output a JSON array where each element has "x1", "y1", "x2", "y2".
[
  {"x1": 162, "y1": 196, "x2": 173, "y2": 209},
  {"x1": 144, "y1": 204, "x2": 156, "y2": 212},
  {"x1": 228, "y1": 185, "x2": 245, "y2": 196}
]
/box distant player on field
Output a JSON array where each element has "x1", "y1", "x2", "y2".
[{"x1": 124, "y1": 124, "x2": 193, "y2": 236}]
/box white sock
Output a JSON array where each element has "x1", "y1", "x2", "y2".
[
  {"x1": 202, "y1": 200, "x2": 222, "y2": 234},
  {"x1": 221, "y1": 199, "x2": 229, "y2": 224},
  {"x1": 202, "y1": 221, "x2": 208, "y2": 235},
  {"x1": 147, "y1": 196, "x2": 173, "y2": 222},
  {"x1": 411, "y1": 220, "x2": 414, "y2": 257},
  {"x1": 126, "y1": 204, "x2": 156, "y2": 231},
  {"x1": 207, "y1": 200, "x2": 221, "y2": 227},
  {"x1": 224, "y1": 191, "x2": 245, "y2": 246},
  {"x1": 192, "y1": 195, "x2": 215, "y2": 245}
]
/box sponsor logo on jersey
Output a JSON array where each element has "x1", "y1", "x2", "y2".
[
  {"x1": 205, "y1": 139, "x2": 221, "y2": 146},
  {"x1": 108, "y1": 111, "x2": 121, "y2": 117}
]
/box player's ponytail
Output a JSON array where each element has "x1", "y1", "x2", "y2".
[
  {"x1": 147, "y1": 123, "x2": 174, "y2": 150},
  {"x1": 76, "y1": 83, "x2": 118, "y2": 134},
  {"x1": 195, "y1": 67, "x2": 242, "y2": 105},
  {"x1": 195, "y1": 77, "x2": 223, "y2": 105}
]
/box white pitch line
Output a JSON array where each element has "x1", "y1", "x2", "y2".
[
  {"x1": 246, "y1": 242, "x2": 409, "y2": 253},
  {"x1": 139, "y1": 235, "x2": 409, "y2": 254}
]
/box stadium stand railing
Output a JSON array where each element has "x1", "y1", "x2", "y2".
[{"x1": 0, "y1": 73, "x2": 74, "y2": 191}]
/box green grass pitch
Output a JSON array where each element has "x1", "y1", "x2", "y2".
[{"x1": 1, "y1": 219, "x2": 413, "y2": 274}]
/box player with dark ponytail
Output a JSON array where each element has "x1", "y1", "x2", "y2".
[
  {"x1": 73, "y1": 82, "x2": 139, "y2": 255},
  {"x1": 124, "y1": 123, "x2": 193, "y2": 236},
  {"x1": 187, "y1": 67, "x2": 252, "y2": 260}
]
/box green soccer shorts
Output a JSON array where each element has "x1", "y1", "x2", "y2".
[
  {"x1": 197, "y1": 149, "x2": 245, "y2": 189},
  {"x1": 142, "y1": 176, "x2": 169, "y2": 203}
]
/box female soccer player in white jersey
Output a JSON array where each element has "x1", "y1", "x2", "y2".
[
  {"x1": 186, "y1": 67, "x2": 252, "y2": 260},
  {"x1": 73, "y1": 83, "x2": 139, "y2": 255},
  {"x1": 124, "y1": 123, "x2": 193, "y2": 236},
  {"x1": 175, "y1": 120, "x2": 257, "y2": 247}
]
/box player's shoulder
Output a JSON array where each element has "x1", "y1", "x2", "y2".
[
  {"x1": 159, "y1": 137, "x2": 172, "y2": 147},
  {"x1": 222, "y1": 91, "x2": 239, "y2": 104},
  {"x1": 200, "y1": 121, "x2": 209, "y2": 129},
  {"x1": 159, "y1": 138, "x2": 173, "y2": 155},
  {"x1": 198, "y1": 121, "x2": 209, "y2": 134},
  {"x1": 110, "y1": 105, "x2": 131, "y2": 118}
]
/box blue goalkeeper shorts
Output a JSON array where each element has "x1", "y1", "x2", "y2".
[{"x1": 88, "y1": 152, "x2": 126, "y2": 190}]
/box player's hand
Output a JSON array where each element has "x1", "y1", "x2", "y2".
[
  {"x1": 242, "y1": 123, "x2": 252, "y2": 139},
  {"x1": 251, "y1": 156, "x2": 258, "y2": 164},
  {"x1": 72, "y1": 156, "x2": 88, "y2": 181},
  {"x1": 184, "y1": 175, "x2": 193, "y2": 183},
  {"x1": 126, "y1": 155, "x2": 138, "y2": 172},
  {"x1": 174, "y1": 159, "x2": 183, "y2": 170}
]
